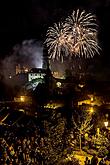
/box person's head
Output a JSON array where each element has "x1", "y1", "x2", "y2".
[
  {"x1": 88, "y1": 159, "x2": 90, "y2": 163},
  {"x1": 93, "y1": 153, "x2": 96, "y2": 157},
  {"x1": 102, "y1": 158, "x2": 106, "y2": 162}
]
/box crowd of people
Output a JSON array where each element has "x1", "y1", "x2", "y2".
[
  {"x1": 84, "y1": 154, "x2": 109, "y2": 165},
  {"x1": 0, "y1": 117, "x2": 109, "y2": 165},
  {"x1": 0, "y1": 122, "x2": 45, "y2": 165}
]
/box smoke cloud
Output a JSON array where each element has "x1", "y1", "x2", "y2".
[
  {"x1": 1, "y1": 39, "x2": 43, "y2": 79},
  {"x1": 13, "y1": 39, "x2": 43, "y2": 68}
]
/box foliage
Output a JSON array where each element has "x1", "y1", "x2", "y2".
[
  {"x1": 73, "y1": 110, "x2": 93, "y2": 135},
  {"x1": 36, "y1": 108, "x2": 81, "y2": 164},
  {"x1": 98, "y1": 146, "x2": 109, "y2": 158},
  {"x1": 83, "y1": 146, "x2": 89, "y2": 152},
  {"x1": 38, "y1": 110, "x2": 66, "y2": 165},
  {"x1": 90, "y1": 134, "x2": 109, "y2": 150},
  {"x1": 72, "y1": 110, "x2": 93, "y2": 150},
  {"x1": 86, "y1": 149, "x2": 98, "y2": 156},
  {"x1": 60, "y1": 158, "x2": 80, "y2": 165}
]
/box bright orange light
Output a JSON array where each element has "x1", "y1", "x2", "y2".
[
  {"x1": 20, "y1": 96, "x2": 25, "y2": 102},
  {"x1": 91, "y1": 97, "x2": 93, "y2": 101},
  {"x1": 89, "y1": 106, "x2": 94, "y2": 113},
  {"x1": 104, "y1": 121, "x2": 108, "y2": 127}
]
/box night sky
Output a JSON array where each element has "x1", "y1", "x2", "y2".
[{"x1": 0, "y1": 0, "x2": 110, "y2": 65}]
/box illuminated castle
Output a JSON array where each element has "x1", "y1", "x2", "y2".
[{"x1": 16, "y1": 64, "x2": 30, "y2": 75}]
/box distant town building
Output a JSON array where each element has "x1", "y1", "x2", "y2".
[
  {"x1": 51, "y1": 71, "x2": 65, "y2": 79},
  {"x1": 28, "y1": 68, "x2": 46, "y2": 82},
  {"x1": 16, "y1": 64, "x2": 30, "y2": 75}
]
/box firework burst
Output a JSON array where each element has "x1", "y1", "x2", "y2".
[
  {"x1": 45, "y1": 22, "x2": 70, "y2": 61},
  {"x1": 45, "y1": 9, "x2": 101, "y2": 60},
  {"x1": 65, "y1": 9, "x2": 100, "y2": 58}
]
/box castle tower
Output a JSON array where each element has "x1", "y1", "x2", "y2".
[{"x1": 42, "y1": 46, "x2": 50, "y2": 70}]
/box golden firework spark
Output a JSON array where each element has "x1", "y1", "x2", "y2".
[{"x1": 45, "y1": 9, "x2": 101, "y2": 60}]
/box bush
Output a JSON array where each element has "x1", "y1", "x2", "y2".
[
  {"x1": 83, "y1": 146, "x2": 89, "y2": 152},
  {"x1": 60, "y1": 159, "x2": 80, "y2": 165},
  {"x1": 98, "y1": 146, "x2": 109, "y2": 158},
  {"x1": 86, "y1": 149, "x2": 98, "y2": 156},
  {"x1": 65, "y1": 160, "x2": 79, "y2": 165}
]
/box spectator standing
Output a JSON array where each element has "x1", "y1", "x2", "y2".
[
  {"x1": 91, "y1": 154, "x2": 98, "y2": 165},
  {"x1": 88, "y1": 159, "x2": 91, "y2": 165},
  {"x1": 84, "y1": 157, "x2": 89, "y2": 165},
  {"x1": 99, "y1": 158, "x2": 107, "y2": 165}
]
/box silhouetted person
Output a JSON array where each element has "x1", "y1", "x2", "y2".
[
  {"x1": 84, "y1": 156, "x2": 89, "y2": 165},
  {"x1": 88, "y1": 159, "x2": 91, "y2": 165},
  {"x1": 99, "y1": 158, "x2": 107, "y2": 165},
  {"x1": 91, "y1": 154, "x2": 98, "y2": 165}
]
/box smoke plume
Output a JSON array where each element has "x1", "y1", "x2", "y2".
[{"x1": 1, "y1": 39, "x2": 43, "y2": 79}]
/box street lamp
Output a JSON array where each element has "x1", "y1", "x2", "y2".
[
  {"x1": 104, "y1": 121, "x2": 108, "y2": 128},
  {"x1": 20, "y1": 96, "x2": 25, "y2": 102},
  {"x1": 89, "y1": 106, "x2": 94, "y2": 113},
  {"x1": 104, "y1": 114, "x2": 109, "y2": 128},
  {"x1": 91, "y1": 96, "x2": 94, "y2": 102},
  {"x1": 97, "y1": 128, "x2": 100, "y2": 137}
]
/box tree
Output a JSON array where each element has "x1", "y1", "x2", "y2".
[
  {"x1": 38, "y1": 110, "x2": 67, "y2": 165},
  {"x1": 33, "y1": 82, "x2": 49, "y2": 107},
  {"x1": 72, "y1": 110, "x2": 93, "y2": 151}
]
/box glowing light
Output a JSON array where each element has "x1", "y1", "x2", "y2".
[
  {"x1": 56, "y1": 82, "x2": 61, "y2": 88},
  {"x1": 44, "y1": 102, "x2": 64, "y2": 109},
  {"x1": 19, "y1": 109, "x2": 25, "y2": 112},
  {"x1": 91, "y1": 97, "x2": 94, "y2": 102},
  {"x1": 24, "y1": 68, "x2": 28, "y2": 72},
  {"x1": 104, "y1": 121, "x2": 108, "y2": 127},
  {"x1": 78, "y1": 84, "x2": 84, "y2": 88},
  {"x1": 9, "y1": 76, "x2": 12, "y2": 79},
  {"x1": 97, "y1": 128, "x2": 100, "y2": 137},
  {"x1": 89, "y1": 106, "x2": 94, "y2": 113},
  {"x1": 20, "y1": 96, "x2": 25, "y2": 102}
]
